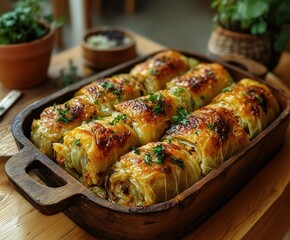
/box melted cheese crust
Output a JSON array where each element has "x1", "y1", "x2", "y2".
[
  {"x1": 53, "y1": 114, "x2": 140, "y2": 186},
  {"x1": 130, "y1": 50, "x2": 190, "y2": 92},
  {"x1": 107, "y1": 141, "x2": 201, "y2": 206}
]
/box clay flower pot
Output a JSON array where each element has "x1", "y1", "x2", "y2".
[{"x1": 0, "y1": 28, "x2": 55, "y2": 89}]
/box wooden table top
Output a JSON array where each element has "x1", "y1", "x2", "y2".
[{"x1": 1, "y1": 32, "x2": 290, "y2": 240}]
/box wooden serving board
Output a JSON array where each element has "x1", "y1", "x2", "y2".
[{"x1": 4, "y1": 50, "x2": 290, "y2": 240}]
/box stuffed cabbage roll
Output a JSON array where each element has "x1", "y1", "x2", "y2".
[
  {"x1": 164, "y1": 106, "x2": 249, "y2": 175},
  {"x1": 53, "y1": 113, "x2": 140, "y2": 187},
  {"x1": 107, "y1": 141, "x2": 201, "y2": 206},
  {"x1": 31, "y1": 74, "x2": 144, "y2": 158},
  {"x1": 114, "y1": 90, "x2": 188, "y2": 145},
  {"x1": 211, "y1": 79, "x2": 280, "y2": 138},
  {"x1": 130, "y1": 50, "x2": 190, "y2": 93},
  {"x1": 166, "y1": 63, "x2": 234, "y2": 110}
]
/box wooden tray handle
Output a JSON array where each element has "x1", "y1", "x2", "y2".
[
  {"x1": 219, "y1": 53, "x2": 268, "y2": 78},
  {"x1": 5, "y1": 146, "x2": 82, "y2": 215}
]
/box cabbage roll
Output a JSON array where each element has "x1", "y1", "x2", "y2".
[
  {"x1": 164, "y1": 106, "x2": 249, "y2": 175},
  {"x1": 166, "y1": 63, "x2": 234, "y2": 110},
  {"x1": 31, "y1": 74, "x2": 144, "y2": 158},
  {"x1": 107, "y1": 141, "x2": 201, "y2": 206},
  {"x1": 211, "y1": 79, "x2": 280, "y2": 138},
  {"x1": 130, "y1": 50, "x2": 190, "y2": 93},
  {"x1": 53, "y1": 113, "x2": 140, "y2": 186},
  {"x1": 114, "y1": 90, "x2": 188, "y2": 145}
]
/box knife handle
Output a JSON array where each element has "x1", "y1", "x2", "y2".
[{"x1": 0, "y1": 90, "x2": 22, "y2": 117}]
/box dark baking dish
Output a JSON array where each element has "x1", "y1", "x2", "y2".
[{"x1": 5, "y1": 50, "x2": 290, "y2": 240}]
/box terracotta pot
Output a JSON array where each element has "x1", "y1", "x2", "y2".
[
  {"x1": 207, "y1": 26, "x2": 280, "y2": 70},
  {"x1": 0, "y1": 28, "x2": 55, "y2": 89}
]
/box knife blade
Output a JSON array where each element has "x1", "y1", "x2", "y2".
[{"x1": 0, "y1": 90, "x2": 22, "y2": 118}]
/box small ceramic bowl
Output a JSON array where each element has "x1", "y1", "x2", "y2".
[{"x1": 82, "y1": 26, "x2": 137, "y2": 69}]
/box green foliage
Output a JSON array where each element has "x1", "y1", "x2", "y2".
[
  {"x1": 60, "y1": 59, "x2": 79, "y2": 88},
  {"x1": 212, "y1": 0, "x2": 290, "y2": 52},
  {"x1": 0, "y1": 0, "x2": 62, "y2": 44}
]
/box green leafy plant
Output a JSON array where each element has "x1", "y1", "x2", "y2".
[
  {"x1": 211, "y1": 0, "x2": 290, "y2": 52},
  {"x1": 60, "y1": 59, "x2": 79, "y2": 88},
  {"x1": 0, "y1": 0, "x2": 62, "y2": 44}
]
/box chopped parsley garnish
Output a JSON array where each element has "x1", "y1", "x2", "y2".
[
  {"x1": 172, "y1": 107, "x2": 188, "y2": 125},
  {"x1": 194, "y1": 130, "x2": 199, "y2": 135},
  {"x1": 148, "y1": 92, "x2": 165, "y2": 115},
  {"x1": 172, "y1": 157, "x2": 185, "y2": 169},
  {"x1": 222, "y1": 83, "x2": 235, "y2": 93},
  {"x1": 208, "y1": 70, "x2": 215, "y2": 78},
  {"x1": 152, "y1": 144, "x2": 166, "y2": 164},
  {"x1": 75, "y1": 139, "x2": 81, "y2": 147},
  {"x1": 173, "y1": 87, "x2": 185, "y2": 96},
  {"x1": 150, "y1": 68, "x2": 158, "y2": 75},
  {"x1": 101, "y1": 81, "x2": 114, "y2": 90},
  {"x1": 94, "y1": 99, "x2": 99, "y2": 105},
  {"x1": 109, "y1": 114, "x2": 127, "y2": 125},
  {"x1": 257, "y1": 95, "x2": 265, "y2": 105},
  {"x1": 113, "y1": 88, "x2": 122, "y2": 102},
  {"x1": 144, "y1": 152, "x2": 152, "y2": 164},
  {"x1": 58, "y1": 136, "x2": 64, "y2": 143},
  {"x1": 56, "y1": 104, "x2": 73, "y2": 123},
  {"x1": 131, "y1": 146, "x2": 140, "y2": 155},
  {"x1": 206, "y1": 122, "x2": 215, "y2": 130},
  {"x1": 200, "y1": 95, "x2": 205, "y2": 100}
]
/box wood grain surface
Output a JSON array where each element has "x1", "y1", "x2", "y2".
[{"x1": 1, "y1": 32, "x2": 290, "y2": 239}]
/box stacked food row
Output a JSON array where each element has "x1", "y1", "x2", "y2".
[
  {"x1": 30, "y1": 50, "x2": 279, "y2": 207},
  {"x1": 107, "y1": 79, "x2": 280, "y2": 206},
  {"x1": 31, "y1": 50, "x2": 191, "y2": 158}
]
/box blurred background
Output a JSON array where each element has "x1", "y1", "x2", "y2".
[{"x1": 0, "y1": 0, "x2": 215, "y2": 53}]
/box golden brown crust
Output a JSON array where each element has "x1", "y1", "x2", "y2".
[
  {"x1": 31, "y1": 74, "x2": 144, "y2": 158},
  {"x1": 130, "y1": 50, "x2": 190, "y2": 92},
  {"x1": 164, "y1": 106, "x2": 249, "y2": 175},
  {"x1": 53, "y1": 114, "x2": 140, "y2": 186},
  {"x1": 166, "y1": 63, "x2": 234, "y2": 110},
  {"x1": 115, "y1": 90, "x2": 182, "y2": 144},
  {"x1": 211, "y1": 79, "x2": 280, "y2": 138},
  {"x1": 107, "y1": 141, "x2": 201, "y2": 206}
]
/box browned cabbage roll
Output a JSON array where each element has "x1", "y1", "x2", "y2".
[
  {"x1": 166, "y1": 63, "x2": 233, "y2": 110},
  {"x1": 114, "y1": 90, "x2": 188, "y2": 145},
  {"x1": 164, "y1": 106, "x2": 249, "y2": 175},
  {"x1": 130, "y1": 50, "x2": 190, "y2": 93},
  {"x1": 53, "y1": 113, "x2": 140, "y2": 187},
  {"x1": 31, "y1": 74, "x2": 144, "y2": 157},
  {"x1": 115, "y1": 63, "x2": 234, "y2": 144},
  {"x1": 211, "y1": 79, "x2": 280, "y2": 138},
  {"x1": 107, "y1": 141, "x2": 202, "y2": 206}
]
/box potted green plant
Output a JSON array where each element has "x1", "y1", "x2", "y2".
[
  {"x1": 0, "y1": 0, "x2": 61, "y2": 89},
  {"x1": 207, "y1": 0, "x2": 290, "y2": 70}
]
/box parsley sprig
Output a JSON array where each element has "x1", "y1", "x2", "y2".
[
  {"x1": 148, "y1": 92, "x2": 165, "y2": 115},
  {"x1": 109, "y1": 114, "x2": 127, "y2": 125},
  {"x1": 172, "y1": 107, "x2": 188, "y2": 125},
  {"x1": 56, "y1": 104, "x2": 73, "y2": 123}
]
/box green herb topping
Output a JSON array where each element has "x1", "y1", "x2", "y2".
[
  {"x1": 75, "y1": 139, "x2": 81, "y2": 147},
  {"x1": 113, "y1": 88, "x2": 122, "y2": 102},
  {"x1": 172, "y1": 107, "x2": 188, "y2": 125},
  {"x1": 56, "y1": 104, "x2": 73, "y2": 123},
  {"x1": 172, "y1": 157, "x2": 185, "y2": 169},
  {"x1": 148, "y1": 92, "x2": 165, "y2": 115},
  {"x1": 206, "y1": 122, "x2": 215, "y2": 130},
  {"x1": 109, "y1": 114, "x2": 127, "y2": 125},
  {"x1": 152, "y1": 144, "x2": 166, "y2": 164},
  {"x1": 101, "y1": 81, "x2": 114, "y2": 90},
  {"x1": 131, "y1": 146, "x2": 140, "y2": 155},
  {"x1": 144, "y1": 152, "x2": 152, "y2": 164}
]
